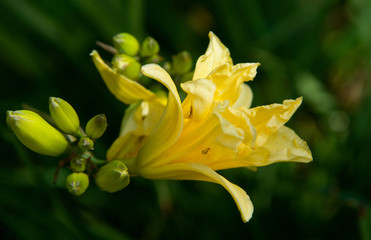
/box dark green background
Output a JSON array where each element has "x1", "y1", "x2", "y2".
[{"x1": 1, "y1": 0, "x2": 371, "y2": 239}]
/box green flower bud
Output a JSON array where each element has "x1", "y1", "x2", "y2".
[
  {"x1": 140, "y1": 37, "x2": 160, "y2": 58},
  {"x1": 112, "y1": 54, "x2": 141, "y2": 79},
  {"x1": 172, "y1": 51, "x2": 193, "y2": 75},
  {"x1": 70, "y1": 156, "x2": 87, "y2": 172},
  {"x1": 143, "y1": 54, "x2": 162, "y2": 64},
  {"x1": 162, "y1": 61, "x2": 172, "y2": 72},
  {"x1": 66, "y1": 173, "x2": 89, "y2": 196},
  {"x1": 113, "y1": 33, "x2": 140, "y2": 56},
  {"x1": 180, "y1": 71, "x2": 194, "y2": 83},
  {"x1": 85, "y1": 114, "x2": 107, "y2": 140},
  {"x1": 78, "y1": 137, "x2": 94, "y2": 150},
  {"x1": 6, "y1": 110, "x2": 69, "y2": 156},
  {"x1": 49, "y1": 97, "x2": 80, "y2": 135},
  {"x1": 95, "y1": 160, "x2": 130, "y2": 193}
]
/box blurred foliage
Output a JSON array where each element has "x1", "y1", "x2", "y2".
[{"x1": 1, "y1": 0, "x2": 371, "y2": 239}]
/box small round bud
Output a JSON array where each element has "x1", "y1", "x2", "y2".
[
  {"x1": 95, "y1": 160, "x2": 130, "y2": 193},
  {"x1": 113, "y1": 33, "x2": 140, "y2": 56},
  {"x1": 172, "y1": 51, "x2": 193, "y2": 75},
  {"x1": 66, "y1": 173, "x2": 89, "y2": 196},
  {"x1": 85, "y1": 114, "x2": 107, "y2": 140},
  {"x1": 112, "y1": 54, "x2": 141, "y2": 79},
  {"x1": 6, "y1": 110, "x2": 69, "y2": 156},
  {"x1": 140, "y1": 37, "x2": 160, "y2": 58},
  {"x1": 70, "y1": 156, "x2": 87, "y2": 172},
  {"x1": 78, "y1": 137, "x2": 94, "y2": 150},
  {"x1": 49, "y1": 97, "x2": 80, "y2": 135}
]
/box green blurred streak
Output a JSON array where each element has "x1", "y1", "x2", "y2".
[
  {"x1": 0, "y1": 26, "x2": 44, "y2": 78},
  {"x1": 1, "y1": 0, "x2": 63, "y2": 44},
  {"x1": 360, "y1": 207, "x2": 371, "y2": 240}
]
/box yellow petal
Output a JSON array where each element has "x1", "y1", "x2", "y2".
[
  {"x1": 245, "y1": 98, "x2": 303, "y2": 146},
  {"x1": 139, "y1": 162, "x2": 254, "y2": 222},
  {"x1": 153, "y1": 102, "x2": 255, "y2": 170},
  {"x1": 108, "y1": 97, "x2": 166, "y2": 161},
  {"x1": 246, "y1": 126, "x2": 312, "y2": 166},
  {"x1": 207, "y1": 63, "x2": 259, "y2": 104},
  {"x1": 193, "y1": 32, "x2": 233, "y2": 80},
  {"x1": 151, "y1": 114, "x2": 221, "y2": 166},
  {"x1": 138, "y1": 64, "x2": 183, "y2": 168},
  {"x1": 177, "y1": 126, "x2": 311, "y2": 171},
  {"x1": 231, "y1": 83, "x2": 253, "y2": 109},
  {"x1": 118, "y1": 101, "x2": 142, "y2": 136},
  {"x1": 119, "y1": 98, "x2": 166, "y2": 137},
  {"x1": 91, "y1": 50, "x2": 155, "y2": 104},
  {"x1": 215, "y1": 105, "x2": 257, "y2": 149},
  {"x1": 214, "y1": 111, "x2": 245, "y2": 152},
  {"x1": 107, "y1": 133, "x2": 143, "y2": 161},
  {"x1": 181, "y1": 78, "x2": 217, "y2": 122},
  {"x1": 107, "y1": 102, "x2": 144, "y2": 160}
]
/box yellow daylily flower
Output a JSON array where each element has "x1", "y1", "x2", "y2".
[{"x1": 95, "y1": 32, "x2": 312, "y2": 222}]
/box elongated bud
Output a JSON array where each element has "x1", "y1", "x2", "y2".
[
  {"x1": 66, "y1": 173, "x2": 89, "y2": 196},
  {"x1": 6, "y1": 110, "x2": 69, "y2": 156},
  {"x1": 70, "y1": 156, "x2": 87, "y2": 172},
  {"x1": 113, "y1": 33, "x2": 140, "y2": 56},
  {"x1": 85, "y1": 114, "x2": 107, "y2": 139},
  {"x1": 112, "y1": 54, "x2": 141, "y2": 79},
  {"x1": 140, "y1": 37, "x2": 159, "y2": 58},
  {"x1": 172, "y1": 51, "x2": 193, "y2": 75},
  {"x1": 95, "y1": 160, "x2": 130, "y2": 193},
  {"x1": 49, "y1": 97, "x2": 80, "y2": 135},
  {"x1": 78, "y1": 137, "x2": 94, "y2": 150}
]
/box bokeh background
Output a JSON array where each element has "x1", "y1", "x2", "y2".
[{"x1": 1, "y1": 0, "x2": 371, "y2": 239}]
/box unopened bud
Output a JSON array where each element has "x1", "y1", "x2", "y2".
[
  {"x1": 66, "y1": 173, "x2": 89, "y2": 196},
  {"x1": 162, "y1": 61, "x2": 172, "y2": 72},
  {"x1": 140, "y1": 37, "x2": 160, "y2": 58},
  {"x1": 6, "y1": 110, "x2": 68, "y2": 156},
  {"x1": 70, "y1": 156, "x2": 87, "y2": 172},
  {"x1": 143, "y1": 54, "x2": 162, "y2": 64},
  {"x1": 95, "y1": 160, "x2": 130, "y2": 193},
  {"x1": 85, "y1": 114, "x2": 107, "y2": 140},
  {"x1": 113, "y1": 33, "x2": 140, "y2": 56},
  {"x1": 49, "y1": 97, "x2": 80, "y2": 135},
  {"x1": 172, "y1": 51, "x2": 193, "y2": 75},
  {"x1": 78, "y1": 137, "x2": 94, "y2": 150},
  {"x1": 180, "y1": 71, "x2": 194, "y2": 83},
  {"x1": 112, "y1": 54, "x2": 141, "y2": 79}
]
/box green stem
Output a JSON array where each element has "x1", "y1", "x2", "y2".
[{"x1": 90, "y1": 156, "x2": 107, "y2": 166}]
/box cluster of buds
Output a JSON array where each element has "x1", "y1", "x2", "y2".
[
  {"x1": 7, "y1": 97, "x2": 129, "y2": 196},
  {"x1": 105, "y1": 32, "x2": 193, "y2": 85},
  {"x1": 7, "y1": 32, "x2": 194, "y2": 197}
]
